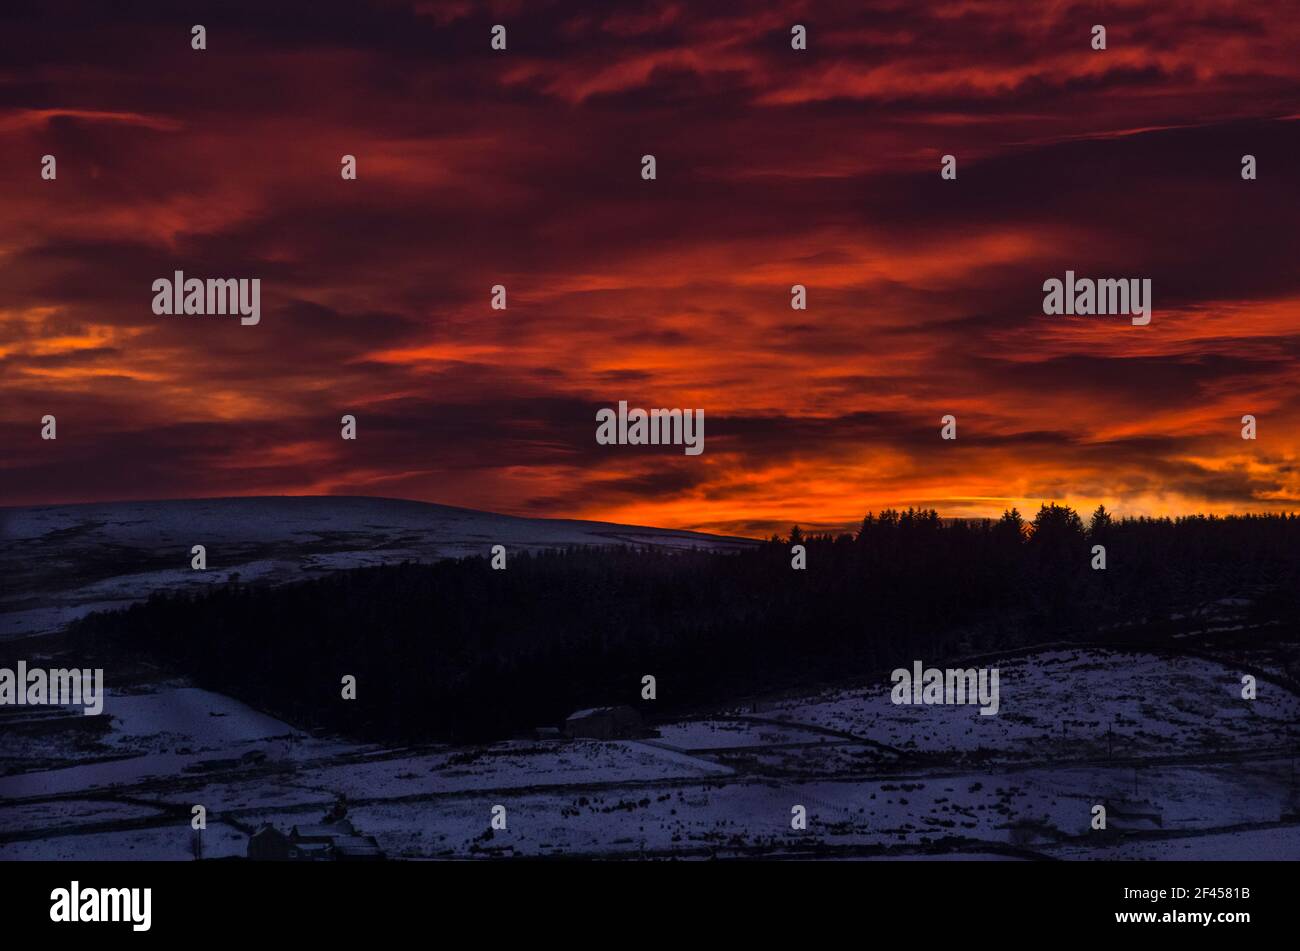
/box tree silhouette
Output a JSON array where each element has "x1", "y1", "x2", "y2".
[
  {"x1": 67, "y1": 509, "x2": 1300, "y2": 744},
  {"x1": 1089, "y1": 504, "x2": 1113, "y2": 539}
]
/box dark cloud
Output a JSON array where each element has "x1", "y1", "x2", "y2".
[{"x1": 1, "y1": 0, "x2": 1298, "y2": 533}]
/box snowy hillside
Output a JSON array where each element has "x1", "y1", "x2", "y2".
[{"x1": 0, "y1": 496, "x2": 756, "y2": 639}]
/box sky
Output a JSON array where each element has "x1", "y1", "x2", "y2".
[{"x1": 1, "y1": 0, "x2": 1298, "y2": 537}]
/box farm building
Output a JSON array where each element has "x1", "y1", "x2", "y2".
[
  {"x1": 247, "y1": 818, "x2": 384, "y2": 861},
  {"x1": 1102, "y1": 797, "x2": 1163, "y2": 833},
  {"x1": 563, "y1": 705, "x2": 644, "y2": 739}
]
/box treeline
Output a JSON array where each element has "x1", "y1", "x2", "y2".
[{"x1": 68, "y1": 505, "x2": 1300, "y2": 743}]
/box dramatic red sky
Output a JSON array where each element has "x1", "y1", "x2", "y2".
[{"x1": 2, "y1": 1, "x2": 1298, "y2": 536}]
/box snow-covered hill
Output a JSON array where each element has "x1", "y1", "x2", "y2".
[{"x1": 0, "y1": 496, "x2": 756, "y2": 639}]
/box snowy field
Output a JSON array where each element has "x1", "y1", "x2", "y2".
[
  {"x1": 2, "y1": 646, "x2": 1296, "y2": 860},
  {"x1": 740, "y1": 648, "x2": 1300, "y2": 762}
]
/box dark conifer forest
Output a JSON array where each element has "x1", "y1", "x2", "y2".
[{"x1": 69, "y1": 505, "x2": 1300, "y2": 743}]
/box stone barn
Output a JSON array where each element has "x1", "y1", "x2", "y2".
[{"x1": 563, "y1": 705, "x2": 643, "y2": 739}]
